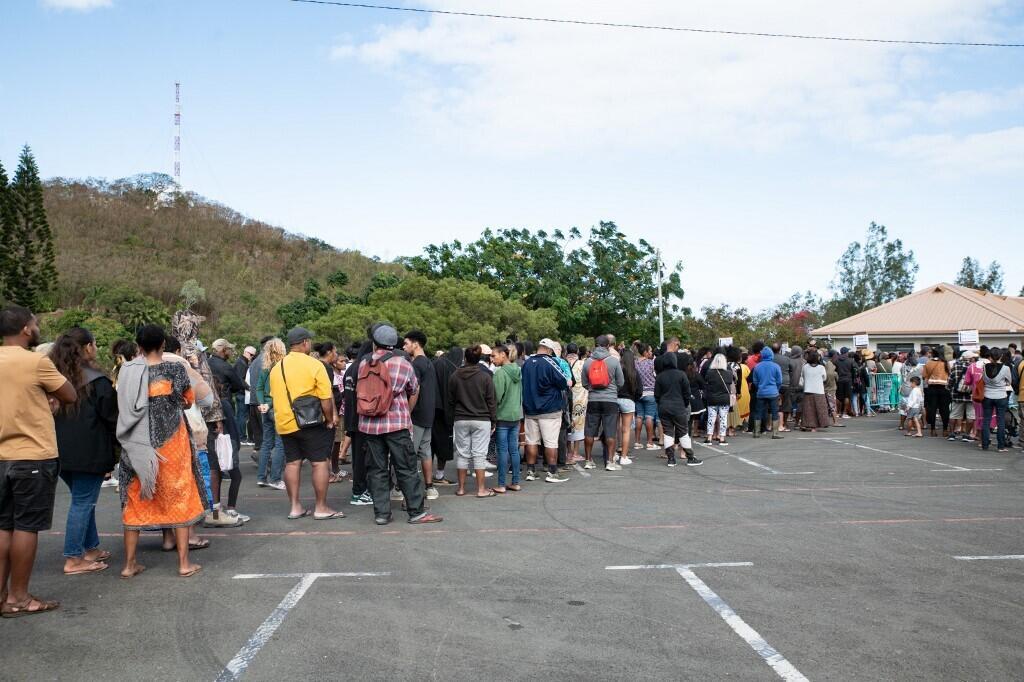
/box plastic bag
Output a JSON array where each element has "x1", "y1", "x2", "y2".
[{"x1": 215, "y1": 433, "x2": 234, "y2": 472}]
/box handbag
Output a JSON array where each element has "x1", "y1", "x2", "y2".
[
  {"x1": 215, "y1": 433, "x2": 233, "y2": 471},
  {"x1": 280, "y1": 357, "x2": 324, "y2": 429},
  {"x1": 971, "y1": 371, "x2": 986, "y2": 402}
]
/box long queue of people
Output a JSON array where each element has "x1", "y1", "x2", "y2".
[{"x1": 3, "y1": 299, "x2": 1022, "y2": 618}]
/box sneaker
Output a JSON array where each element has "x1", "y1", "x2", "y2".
[
  {"x1": 559, "y1": 464, "x2": 573, "y2": 472},
  {"x1": 350, "y1": 493, "x2": 373, "y2": 506},
  {"x1": 267, "y1": 480, "x2": 286, "y2": 491},
  {"x1": 225, "y1": 509, "x2": 250, "y2": 523},
  {"x1": 425, "y1": 486, "x2": 439, "y2": 500},
  {"x1": 203, "y1": 512, "x2": 243, "y2": 528},
  {"x1": 545, "y1": 472, "x2": 570, "y2": 483},
  {"x1": 963, "y1": 435, "x2": 976, "y2": 442},
  {"x1": 946, "y1": 434, "x2": 958, "y2": 442},
  {"x1": 605, "y1": 463, "x2": 623, "y2": 471},
  {"x1": 841, "y1": 414, "x2": 850, "y2": 419},
  {"x1": 646, "y1": 444, "x2": 660, "y2": 450},
  {"x1": 101, "y1": 478, "x2": 118, "y2": 488},
  {"x1": 525, "y1": 470, "x2": 537, "y2": 481},
  {"x1": 583, "y1": 461, "x2": 596, "y2": 470},
  {"x1": 719, "y1": 441, "x2": 729, "y2": 446},
  {"x1": 619, "y1": 456, "x2": 633, "y2": 465},
  {"x1": 686, "y1": 455, "x2": 703, "y2": 467},
  {"x1": 374, "y1": 513, "x2": 393, "y2": 526},
  {"x1": 484, "y1": 461, "x2": 497, "y2": 471},
  {"x1": 390, "y1": 488, "x2": 404, "y2": 501},
  {"x1": 633, "y1": 442, "x2": 643, "y2": 450},
  {"x1": 433, "y1": 477, "x2": 456, "y2": 486},
  {"x1": 256, "y1": 480, "x2": 268, "y2": 488},
  {"x1": 667, "y1": 457, "x2": 677, "y2": 467},
  {"x1": 484, "y1": 471, "x2": 494, "y2": 478}
]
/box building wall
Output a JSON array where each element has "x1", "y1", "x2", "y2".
[{"x1": 821, "y1": 335, "x2": 1022, "y2": 353}]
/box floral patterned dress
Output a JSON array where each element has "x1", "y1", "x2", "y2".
[{"x1": 120, "y1": 361, "x2": 207, "y2": 530}]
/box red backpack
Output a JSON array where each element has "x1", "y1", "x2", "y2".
[
  {"x1": 356, "y1": 353, "x2": 394, "y2": 417},
  {"x1": 587, "y1": 358, "x2": 611, "y2": 390}
]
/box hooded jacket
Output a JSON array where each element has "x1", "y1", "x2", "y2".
[
  {"x1": 493, "y1": 363, "x2": 524, "y2": 423},
  {"x1": 581, "y1": 347, "x2": 625, "y2": 403},
  {"x1": 654, "y1": 353, "x2": 691, "y2": 414},
  {"x1": 522, "y1": 352, "x2": 569, "y2": 416},
  {"x1": 704, "y1": 365, "x2": 735, "y2": 407},
  {"x1": 448, "y1": 364, "x2": 496, "y2": 424},
  {"x1": 752, "y1": 346, "x2": 784, "y2": 399},
  {"x1": 788, "y1": 347, "x2": 806, "y2": 392},
  {"x1": 55, "y1": 369, "x2": 118, "y2": 475},
  {"x1": 773, "y1": 350, "x2": 793, "y2": 388}
]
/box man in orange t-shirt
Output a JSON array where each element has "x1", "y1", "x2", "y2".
[{"x1": 0, "y1": 306, "x2": 76, "y2": 618}]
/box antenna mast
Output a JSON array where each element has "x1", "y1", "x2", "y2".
[{"x1": 174, "y1": 81, "x2": 181, "y2": 187}]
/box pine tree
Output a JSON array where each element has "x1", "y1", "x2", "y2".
[
  {"x1": 7, "y1": 146, "x2": 58, "y2": 310},
  {"x1": 0, "y1": 160, "x2": 12, "y2": 303}
]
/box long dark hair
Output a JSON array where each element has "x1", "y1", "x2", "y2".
[
  {"x1": 49, "y1": 327, "x2": 99, "y2": 414},
  {"x1": 620, "y1": 349, "x2": 639, "y2": 394}
]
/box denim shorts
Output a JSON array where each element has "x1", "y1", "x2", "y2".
[
  {"x1": 636, "y1": 395, "x2": 658, "y2": 420},
  {"x1": 617, "y1": 398, "x2": 636, "y2": 414}
]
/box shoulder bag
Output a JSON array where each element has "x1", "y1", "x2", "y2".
[{"x1": 280, "y1": 357, "x2": 325, "y2": 429}]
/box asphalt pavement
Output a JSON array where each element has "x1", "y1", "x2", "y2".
[{"x1": 4, "y1": 415, "x2": 1023, "y2": 681}]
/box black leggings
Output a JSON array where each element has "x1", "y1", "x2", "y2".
[
  {"x1": 206, "y1": 423, "x2": 243, "y2": 508},
  {"x1": 349, "y1": 431, "x2": 369, "y2": 496},
  {"x1": 924, "y1": 384, "x2": 951, "y2": 430}
]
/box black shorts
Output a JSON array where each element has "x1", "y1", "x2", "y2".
[
  {"x1": 836, "y1": 381, "x2": 852, "y2": 403},
  {"x1": 659, "y1": 409, "x2": 690, "y2": 441},
  {"x1": 0, "y1": 459, "x2": 60, "y2": 532},
  {"x1": 281, "y1": 426, "x2": 334, "y2": 463},
  {"x1": 585, "y1": 401, "x2": 619, "y2": 439}
]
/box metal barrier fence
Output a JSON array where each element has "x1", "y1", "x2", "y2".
[{"x1": 869, "y1": 372, "x2": 898, "y2": 411}]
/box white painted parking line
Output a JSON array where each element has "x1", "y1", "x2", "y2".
[
  {"x1": 697, "y1": 442, "x2": 815, "y2": 475},
  {"x1": 216, "y1": 572, "x2": 390, "y2": 681},
  {"x1": 606, "y1": 563, "x2": 807, "y2": 682},
  {"x1": 953, "y1": 555, "x2": 1024, "y2": 561},
  {"x1": 820, "y1": 438, "x2": 1001, "y2": 472},
  {"x1": 573, "y1": 463, "x2": 592, "y2": 478}
]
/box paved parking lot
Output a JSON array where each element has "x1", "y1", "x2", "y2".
[{"x1": 4, "y1": 415, "x2": 1023, "y2": 680}]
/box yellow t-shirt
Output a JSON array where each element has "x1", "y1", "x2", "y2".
[
  {"x1": 267, "y1": 351, "x2": 332, "y2": 435},
  {"x1": 0, "y1": 346, "x2": 70, "y2": 461}
]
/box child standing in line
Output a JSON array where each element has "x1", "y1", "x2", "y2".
[{"x1": 904, "y1": 376, "x2": 924, "y2": 438}]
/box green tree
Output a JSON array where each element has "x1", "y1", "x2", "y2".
[
  {"x1": 5, "y1": 147, "x2": 58, "y2": 310},
  {"x1": 308, "y1": 276, "x2": 559, "y2": 351},
  {"x1": 954, "y1": 257, "x2": 1004, "y2": 294},
  {"x1": 326, "y1": 269, "x2": 350, "y2": 289},
  {"x1": 179, "y1": 278, "x2": 206, "y2": 310},
  {"x1": 405, "y1": 222, "x2": 683, "y2": 339},
  {"x1": 826, "y1": 222, "x2": 917, "y2": 323},
  {"x1": 0, "y1": 160, "x2": 13, "y2": 302},
  {"x1": 82, "y1": 284, "x2": 170, "y2": 332}
]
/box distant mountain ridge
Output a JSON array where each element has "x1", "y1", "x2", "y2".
[{"x1": 44, "y1": 173, "x2": 404, "y2": 341}]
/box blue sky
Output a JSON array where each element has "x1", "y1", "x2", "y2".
[{"x1": 2, "y1": 0, "x2": 1022, "y2": 313}]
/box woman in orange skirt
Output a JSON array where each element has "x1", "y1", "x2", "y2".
[{"x1": 116, "y1": 325, "x2": 207, "y2": 578}]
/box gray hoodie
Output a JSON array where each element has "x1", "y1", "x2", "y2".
[
  {"x1": 773, "y1": 350, "x2": 792, "y2": 388},
  {"x1": 581, "y1": 347, "x2": 625, "y2": 403}
]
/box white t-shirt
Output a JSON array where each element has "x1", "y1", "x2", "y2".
[
  {"x1": 801, "y1": 363, "x2": 827, "y2": 394},
  {"x1": 906, "y1": 386, "x2": 924, "y2": 410}
]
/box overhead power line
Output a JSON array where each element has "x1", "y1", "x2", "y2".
[{"x1": 289, "y1": 0, "x2": 1024, "y2": 48}]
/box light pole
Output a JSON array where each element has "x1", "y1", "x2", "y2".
[{"x1": 656, "y1": 248, "x2": 665, "y2": 344}]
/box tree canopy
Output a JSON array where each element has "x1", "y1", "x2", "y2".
[
  {"x1": 404, "y1": 222, "x2": 683, "y2": 340},
  {"x1": 1, "y1": 147, "x2": 58, "y2": 310},
  {"x1": 825, "y1": 221, "x2": 918, "y2": 322},
  {"x1": 307, "y1": 275, "x2": 559, "y2": 351},
  {"x1": 954, "y1": 257, "x2": 1004, "y2": 294}
]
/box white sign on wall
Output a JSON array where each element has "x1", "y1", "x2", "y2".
[
  {"x1": 958, "y1": 329, "x2": 979, "y2": 347},
  {"x1": 718, "y1": 337, "x2": 734, "y2": 348},
  {"x1": 853, "y1": 334, "x2": 870, "y2": 348}
]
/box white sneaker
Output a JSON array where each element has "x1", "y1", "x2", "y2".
[
  {"x1": 267, "y1": 481, "x2": 286, "y2": 491},
  {"x1": 390, "y1": 488, "x2": 404, "y2": 501},
  {"x1": 101, "y1": 479, "x2": 119, "y2": 488},
  {"x1": 583, "y1": 461, "x2": 597, "y2": 470},
  {"x1": 426, "y1": 486, "x2": 439, "y2": 500},
  {"x1": 484, "y1": 461, "x2": 497, "y2": 471},
  {"x1": 619, "y1": 456, "x2": 633, "y2": 465},
  {"x1": 225, "y1": 509, "x2": 250, "y2": 523},
  {"x1": 841, "y1": 414, "x2": 850, "y2": 419},
  {"x1": 633, "y1": 443, "x2": 643, "y2": 450},
  {"x1": 484, "y1": 471, "x2": 494, "y2": 478},
  {"x1": 646, "y1": 444, "x2": 660, "y2": 451},
  {"x1": 605, "y1": 463, "x2": 623, "y2": 471}
]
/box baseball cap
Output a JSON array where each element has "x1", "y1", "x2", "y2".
[
  {"x1": 479, "y1": 343, "x2": 493, "y2": 356},
  {"x1": 961, "y1": 350, "x2": 978, "y2": 359},
  {"x1": 538, "y1": 338, "x2": 558, "y2": 353},
  {"x1": 243, "y1": 345, "x2": 257, "y2": 357},
  {"x1": 372, "y1": 324, "x2": 399, "y2": 349},
  {"x1": 212, "y1": 338, "x2": 235, "y2": 352},
  {"x1": 286, "y1": 327, "x2": 313, "y2": 347}
]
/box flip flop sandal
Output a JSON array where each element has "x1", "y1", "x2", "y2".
[
  {"x1": 63, "y1": 562, "x2": 108, "y2": 576},
  {"x1": 492, "y1": 488, "x2": 507, "y2": 494},
  {"x1": 507, "y1": 484, "x2": 522, "y2": 492},
  {"x1": 455, "y1": 490, "x2": 467, "y2": 497},
  {"x1": 178, "y1": 566, "x2": 203, "y2": 578},
  {"x1": 313, "y1": 511, "x2": 346, "y2": 520},
  {"x1": 1, "y1": 595, "x2": 60, "y2": 618},
  {"x1": 189, "y1": 539, "x2": 211, "y2": 550},
  {"x1": 120, "y1": 565, "x2": 147, "y2": 580},
  {"x1": 87, "y1": 550, "x2": 112, "y2": 562},
  {"x1": 287, "y1": 509, "x2": 311, "y2": 520},
  {"x1": 476, "y1": 490, "x2": 497, "y2": 498}
]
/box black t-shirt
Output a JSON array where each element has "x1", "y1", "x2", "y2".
[
  {"x1": 834, "y1": 356, "x2": 854, "y2": 383},
  {"x1": 410, "y1": 355, "x2": 437, "y2": 428}
]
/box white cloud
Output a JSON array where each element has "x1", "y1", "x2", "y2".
[
  {"x1": 330, "y1": 0, "x2": 1016, "y2": 162},
  {"x1": 884, "y1": 126, "x2": 1024, "y2": 176},
  {"x1": 41, "y1": 0, "x2": 112, "y2": 10}
]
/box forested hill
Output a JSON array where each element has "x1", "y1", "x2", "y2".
[{"x1": 43, "y1": 174, "x2": 403, "y2": 341}]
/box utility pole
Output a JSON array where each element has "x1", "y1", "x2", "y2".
[
  {"x1": 657, "y1": 248, "x2": 665, "y2": 344},
  {"x1": 174, "y1": 81, "x2": 181, "y2": 188}
]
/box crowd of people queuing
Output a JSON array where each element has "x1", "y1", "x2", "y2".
[{"x1": 2, "y1": 300, "x2": 1022, "y2": 618}]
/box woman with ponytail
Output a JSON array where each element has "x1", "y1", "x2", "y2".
[{"x1": 50, "y1": 327, "x2": 118, "y2": 576}]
